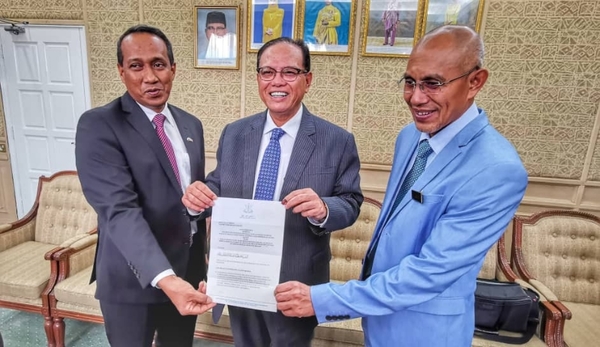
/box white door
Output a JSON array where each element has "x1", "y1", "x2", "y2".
[{"x1": 0, "y1": 25, "x2": 91, "y2": 217}]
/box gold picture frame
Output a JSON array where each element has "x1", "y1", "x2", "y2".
[
  {"x1": 361, "y1": 0, "x2": 423, "y2": 57},
  {"x1": 296, "y1": 0, "x2": 357, "y2": 56},
  {"x1": 194, "y1": 5, "x2": 241, "y2": 69},
  {"x1": 418, "y1": 0, "x2": 486, "y2": 39},
  {"x1": 247, "y1": 0, "x2": 299, "y2": 53}
]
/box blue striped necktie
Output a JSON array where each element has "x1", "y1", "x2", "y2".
[{"x1": 254, "y1": 128, "x2": 285, "y2": 200}]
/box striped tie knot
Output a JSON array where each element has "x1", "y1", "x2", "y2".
[{"x1": 153, "y1": 113, "x2": 166, "y2": 128}]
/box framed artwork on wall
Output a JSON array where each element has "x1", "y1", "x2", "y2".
[
  {"x1": 195, "y1": 6, "x2": 241, "y2": 69},
  {"x1": 298, "y1": 0, "x2": 357, "y2": 55},
  {"x1": 419, "y1": 0, "x2": 485, "y2": 38},
  {"x1": 248, "y1": 0, "x2": 299, "y2": 52},
  {"x1": 361, "y1": 0, "x2": 422, "y2": 57}
]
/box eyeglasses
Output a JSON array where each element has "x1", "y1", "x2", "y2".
[
  {"x1": 398, "y1": 66, "x2": 480, "y2": 95},
  {"x1": 257, "y1": 67, "x2": 308, "y2": 82}
]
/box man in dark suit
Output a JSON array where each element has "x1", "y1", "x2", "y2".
[
  {"x1": 75, "y1": 25, "x2": 215, "y2": 347},
  {"x1": 183, "y1": 37, "x2": 363, "y2": 346}
]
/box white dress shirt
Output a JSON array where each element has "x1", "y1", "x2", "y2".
[
  {"x1": 137, "y1": 102, "x2": 195, "y2": 287},
  {"x1": 254, "y1": 105, "x2": 328, "y2": 226}
]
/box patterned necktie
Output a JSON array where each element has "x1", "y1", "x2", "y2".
[
  {"x1": 152, "y1": 113, "x2": 181, "y2": 185},
  {"x1": 254, "y1": 128, "x2": 285, "y2": 200},
  {"x1": 362, "y1": 139, "x2": 433, "y2": 279},
  {"x1": 390, "y1": 139, "x2": 433, "y2": 212}
]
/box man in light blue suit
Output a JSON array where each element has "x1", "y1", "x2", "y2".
[
  {"x1": 183, "y1": 37, "x2": 363, "y2": 346},
  {"x1": 275, "y1": 25, "x2": 528, "y2": 346}
]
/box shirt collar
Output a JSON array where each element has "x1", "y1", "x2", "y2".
[
  {"x1": 264, "y1": 105, "x2": 303, "y2": 139},
  {"x1": 420, "y1": 103, "x2": 479, "y2": 154},
  {"x1": 137, "y1": 102, "x2": 175, "y2": 126}
]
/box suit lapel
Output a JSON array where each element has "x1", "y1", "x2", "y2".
[
  {"x1": 279, "y1": 108, "x2": 316, "y2": 199},
  {"x1": 172, "y1": 107, "x2": 199, "y2": 182},
  {"x1": 385, "y1": 111, "x2": 490, "y2": 224},
  {"x1": 122, "y1": 93, "x2": 182, "y2": 194},
  {"x1": 243, "y1": 113, "x2": 266, "y2": 199},
  {"x1": 377, "y1": 130, "x2": 420, "y2": 227}
]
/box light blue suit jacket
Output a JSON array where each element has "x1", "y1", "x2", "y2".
[{"x1": 311, "y1": 109, "x2": 528, "y2": 347}]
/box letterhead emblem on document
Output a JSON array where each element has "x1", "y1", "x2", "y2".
[{"x1": 241, "y1": 203, "x2": 256, "y2": 219}]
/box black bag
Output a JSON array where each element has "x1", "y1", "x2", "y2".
[{"x1": 474, "y1": 278, "x2": 540, "y2": 344}]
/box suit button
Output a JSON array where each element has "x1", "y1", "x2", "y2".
[{"x1": 182, "y1": 209, "x2": 187, "y2": 216}]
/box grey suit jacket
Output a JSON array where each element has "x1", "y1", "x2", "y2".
[
  {"x1": 206, "y1": 106, "x2": 363, "y2": 284},
  {"x1": 76, "y1": 92, "x2": 207, "y2": 304}
]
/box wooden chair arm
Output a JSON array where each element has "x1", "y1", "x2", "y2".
[
  {"x1": 0, "y1": 216, "x2": 36, "y2": 252},
  {"x1": 52, "y1": 231, "x2": 97, "y2": 281},
  {"x1": 53, "y1": 229, "x2": 97, "y2": 260},
  {"x1": 539, "y1": 300, "x2": 565, "y2": 347}
]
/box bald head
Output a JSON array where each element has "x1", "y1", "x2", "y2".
[{"x1": 415, "y1": 25, "x2": 484, "y2": 70}]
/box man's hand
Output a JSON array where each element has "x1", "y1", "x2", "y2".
[
  {"x1": 182, "y1": 181, "x2": 217, "y2": 213},
  {"x1": 282, "y1": 188, "x2": 327, "y2": 222},
  {"x1": 275, "y1": 281, "x2": 315, "y2": 318},
  {"x1": 158, "y1": 276, "x2": 216, "y2": 315}
]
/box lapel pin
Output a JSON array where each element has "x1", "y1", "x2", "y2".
[{"x1": 186, "y1": 137, "x2": 194, "y2": 142}]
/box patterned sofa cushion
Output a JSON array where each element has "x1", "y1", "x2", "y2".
[
  {"x1": 0, "y1": 241, "x2": 56, "y2": 300},
  {"x1": 521, "y1": 215, "x2": 600, "y2": 304},
  {"x1": 53, "y1": 265, "x2": 98, "y2": 309},
  {"x1": 562, "y1": 301, "x2": 599, "y2": 347},
  {"x1": 314, "y1": 318, "x2": 363, "y2": 345},
  {"x1": 35, "y1": 174, "x2": 96, "y2": 245}
]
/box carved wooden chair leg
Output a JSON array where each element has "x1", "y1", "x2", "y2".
[
  {"x1": 44, "y1": 316, "x2": 56, "y2": 347},
  {"x1": 52, "y1": 317, "x2": 65, "y2": 347}
]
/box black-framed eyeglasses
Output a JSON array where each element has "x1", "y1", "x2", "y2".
[
  {"x1": 398, "y1": 66, "x2": 480, "y2": 95},
  {"x1": 257, "y1": 67, "x2": 308, "y2": 82}
]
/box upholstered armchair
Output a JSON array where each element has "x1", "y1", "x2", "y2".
[
  {"x1": 0, "y1": 171, "x2": 97, "y2": 346},
  {"x1": 312, "y1": 197, "x2": 382, "y2": 347},
  {"x1": 512, "y1": 210, "x2": 600, "y2": 347},
  {"x1": 47, "y1": 232, "x2": 99, "y2": 347},
  {"x1": 472, "y1": 233, "x2": 564, "y2": 347}
]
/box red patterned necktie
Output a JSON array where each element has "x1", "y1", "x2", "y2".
[{"x1": 152, "y1": 113, "x2": 181, "y2": 185}]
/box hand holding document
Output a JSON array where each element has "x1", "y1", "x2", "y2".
[{"x1": 206, "y1": 197, "x2": 285, "y2": 312}]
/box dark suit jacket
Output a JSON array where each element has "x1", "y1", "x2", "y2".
[
  {"x1": 206, "y1": 106, "x2": 363, "y2": 285},
  {"x1": 75, "y1": 92, "x2": 207, "y2": 304}
]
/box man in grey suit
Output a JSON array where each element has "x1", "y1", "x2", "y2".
[
  {"x1": 75, "y1": 25, "x2": 215, "y2": 347},
  {"x1": 183, "y1": 37, "x2": 363, "y2": 346}
]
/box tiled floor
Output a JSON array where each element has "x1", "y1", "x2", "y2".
[{"x1": 0, "y1": 308, "x2": 231, "y2": 347}]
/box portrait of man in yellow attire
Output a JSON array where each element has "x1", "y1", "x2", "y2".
[
  {"x1": 312, "y1": 0, "x2": 341, "y2": 45},
  {"x1": 263, "y1": 0, "x2": 284, "y2": 43}
]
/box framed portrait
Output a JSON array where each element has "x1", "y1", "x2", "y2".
[
  {"x1": 298, "y1": 0, "x2": 357, "y2": 55},
  {"x1": 361, "y1": 0, "x2": 421, "y2": 57},
  {"x1": 195, "y1": 6, "x2": 241, "y2": 69},
  {"x1": 248, "y1": 0, "x2": 299, "y2": 52},
  {"x1": 419, "y1": 0, "x2": 485, "y2": 37}
]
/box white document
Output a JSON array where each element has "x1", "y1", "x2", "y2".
[{"x1": 207, "y1": 197, "x2": 286, "y2": 312}]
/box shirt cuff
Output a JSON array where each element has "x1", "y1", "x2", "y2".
[
  {"x1": 308, "y1": 202, "x2": 329, "y2": 227},
  {"x1": 187, "y1": 207, "x2": 202, "y2": 216},
  {"x1": 151, "y1": 269, "x2": 175, "y2": 288}
]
